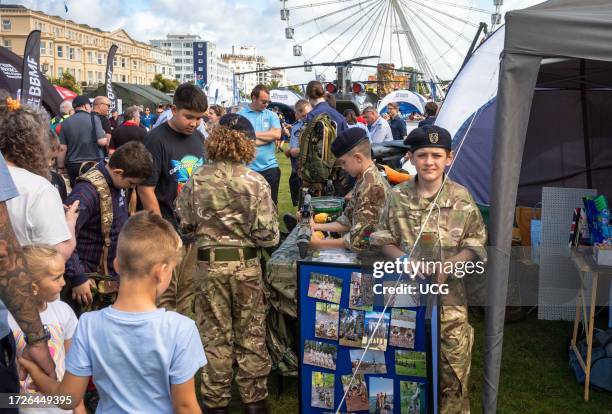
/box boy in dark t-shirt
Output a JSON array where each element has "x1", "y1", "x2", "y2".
[
  {"x1": 138, "y1": 83, "x2": 207, "y2": 315},
  {"x1": 138, "y1": 84, "x2": 208, "y2": 230}
]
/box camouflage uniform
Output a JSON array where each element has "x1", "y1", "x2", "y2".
[
  {"x1": 371, "y1": 176, "x2": 487, "y2": 414},
  {"x1": 335, "y1": 163, "x2": 391, "y2": 252},
  {"x1": 175, "y1": 161, "x2": 279, "y2": 408}
]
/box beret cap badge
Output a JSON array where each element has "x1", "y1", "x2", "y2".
[{"x1": 429, "y1": 132, "x2": 439, "y2": 144}]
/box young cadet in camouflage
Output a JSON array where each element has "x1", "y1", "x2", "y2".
[
  {"x1": 371, "y1": 125, "x2": 487, "y2": 414},
  {"x1": 175, "y1": 114, "x2": 279, "y2": 414},
  {"x1": 310, "y1": 127, "x2": 390, "y2": 252}
]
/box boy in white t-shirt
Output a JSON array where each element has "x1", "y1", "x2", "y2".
[
  {"x1": 19, "y1": 211, "x2": 206, "y2": 414},
  {"x1": 9, "y1": 244, "x2": 86, "y2": 414}
]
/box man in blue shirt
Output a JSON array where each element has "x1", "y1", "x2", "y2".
[
  {"x1": 285, "y1": 99, "x2": 312, "y2": 206},
  {"x1": 140, "y1": 107, "x2": 157, "y2": 130},
  {"x1": 238, "y1": 85, "x2": 282, "y2": 204},
  {"x1": 304, "y1": 80, "x2": 349, "y2": 132},
  {"x1": 0, "y1": 152, "x2": 56, "y2": 399},
  {"x1": 363, "y1": 106, "x2": 393, "y2": 144}
]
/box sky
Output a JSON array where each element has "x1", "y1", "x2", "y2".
[{"x1": 12, "y1": 0, "x2": 545, "y2": 84}]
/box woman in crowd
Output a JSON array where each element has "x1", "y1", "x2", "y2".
[
  {"x1": 0, "y1": 91, "x2": 78, "y2": 261},
  {"x1": 206, "y1": 104, "x2": 226, "y2": 133}
]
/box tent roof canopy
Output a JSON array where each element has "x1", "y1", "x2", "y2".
[{"x1": 505, "y1": 0, "x2": 612, "y2": 61}]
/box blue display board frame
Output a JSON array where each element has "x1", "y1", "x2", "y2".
[{"x1": 297, "y1": 260, "x2": 439, "y2": 414}]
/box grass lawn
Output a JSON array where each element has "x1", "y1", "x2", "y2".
[{"x1": 218, "y1": 151, "x2": 612, "y2": 413}]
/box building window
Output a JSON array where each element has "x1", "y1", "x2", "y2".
[
  {"x1": 198, "y1": 67, "x2": 203, "y2": 72},
  {"x1": 198, "y1": 51, "x2": 203, "y2": 56},
  {"x1": 96, "y1": 72, "x2": 102, "y2": 83},
  {"x1": 88, "y1": 71, "x2": 93, "y2": 83},
  {"x1": 175, "y1": 74, "x2": 181, "y2": 80},
  {"x1": 77, "y1": 69, "x2": 81, "y2": 81},
  {"x1": 121, "y1": 57, "x2": 126, "y2": 68},
  {"x1": 40, "y1": 41, "x2": 46, "y2": 55},
  {"x1": 174, "y1": 58, "x2": 182, "y2": 64},
  {"x1": 2, "y1": 19, "x2": 11, "y2": 31},
  {"x1": 122, "y1": 74, "x2": 127, "y2": 82},
  {"x1": 132, "y1": 60, "x2": 137, "y2": 70},
  {"x1": 198, "y1": 43, "x2": 203, "y2": 47},
  {"x1": 69, "y1": 48, "x2": 74, "y2": 60},
  {"x1": 183, "y1": 42, "x2": 192, "y2": 48},
  {"x1": 98, "y1": 53, "x2": 103, "y2": 65},
  {"x1": 57, "y1": 46, "x2": 63, "y2": 58},
  {"x1": 198, "y1": 59, "x2": 203, "y2": 64},
  {"x1": 3, "y1": 40, "x2": 11, "y2": 50},
  {"x1": 58, "y1": 67, "x2": 63, "y2": 77},
  {"x1": 184, "y1": 51, "x2": 192, "y2": 56}
]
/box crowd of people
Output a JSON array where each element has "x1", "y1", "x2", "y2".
[{"x1": 0, "y1": 77, "x2": 484, "y2": 414}]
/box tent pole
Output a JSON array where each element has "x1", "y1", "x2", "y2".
[
  {"x1": 460, "y1": 22, "x2": 488, "y2": 72},
  {"x1": 579, "y1": 59, "x2": 593, "y2": 188}
]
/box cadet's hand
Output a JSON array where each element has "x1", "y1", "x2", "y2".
[
  {"x1": 20, "y1": 342, "x2": 57, "y2": 380},
  {"x1": 72, "y1": 281, "x2": 93, "y2": 306},
  {"x1": 295, "y1": 211, "x2": 302, "y2": 222},
  {"x1": 436, "y1": 267, "x2": 450, "y2": 284}
]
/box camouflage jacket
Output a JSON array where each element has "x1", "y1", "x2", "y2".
[
  {"x1": 175, "y1": 161, "x2": 279, "y2": 248},
  {"x1": 370, "y1": 176, "x2": 487, "y2": 262},
  {"x1": 336, "y1": 163, "x2": 391, "y2": 252}
]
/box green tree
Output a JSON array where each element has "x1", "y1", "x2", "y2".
[
  {"x1": 265, "y1": 79, "x2": 282, "y2": 90},
  {"x1": 150, "y1": 74, "x2": 179, "y2": 93},
  {"x1": 287, "y1": 84, "x2": 303, "y2": 95},
  {"x1": 52, "y1": 71, "x2": 81, "y2": 95}
]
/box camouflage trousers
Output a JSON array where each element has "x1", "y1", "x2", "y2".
[
  {"x1": 440, "y1": 302, "x2": 473, "y2": 414},
  {"x1": 194, "y1": 256, "x2": 271, "y2": 408},
  {"x1": 158, "y1": 244, "x2": 197, "y2": 315}
]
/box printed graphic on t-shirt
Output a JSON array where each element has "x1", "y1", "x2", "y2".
[
  {"x1": 169, "y1": 155, "x2": 203, "y2": 194},
  {"x1": 14, "y1": 323, "x2": 67, "y2": 393}
]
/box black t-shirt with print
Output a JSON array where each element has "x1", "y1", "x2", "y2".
[{"x1": 142, "y1": 122, "x2": 205, "y2": 229}]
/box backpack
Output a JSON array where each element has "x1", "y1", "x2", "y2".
[
  {"x1": 77, "y1": 167, "x2": 113, "y2": 275},
  {"x1": 569, "y1": 328, "x2": 612, "y2": 392},
  {"x1": 298, "y1": 113, "x2": 338, "y2": 201}
]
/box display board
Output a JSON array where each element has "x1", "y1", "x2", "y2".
[{"x1": 298, "y1": 260, "x2": 439, "y2": 414}]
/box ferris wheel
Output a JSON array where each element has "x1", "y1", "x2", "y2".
[{"x1": 279, "y1": 0, "x2": 499, "y2": 87}]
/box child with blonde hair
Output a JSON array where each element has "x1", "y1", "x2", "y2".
[{"x1": 8, "y1": 244, "x2": 86, "y2": 414}]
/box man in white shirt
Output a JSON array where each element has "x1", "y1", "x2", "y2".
[{"x1": 362, "y1": 106, "x2": 393, "y2": 144}]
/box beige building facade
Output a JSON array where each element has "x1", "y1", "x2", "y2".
[{"x1": 0, "y1": 4, "x2": 169, "y2": 86}]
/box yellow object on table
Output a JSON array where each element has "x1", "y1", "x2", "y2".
[
  {"x1": 313, "y1": 231, "x2": 325, "y2": 239},
  {"x1": 314, "y1": 213, "x2": 329, "y2": 223}
]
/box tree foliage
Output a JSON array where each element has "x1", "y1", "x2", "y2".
[
  {"x1": 150, "y1": 73, "x2": 179, "y2": 93},
  {"x1": 51, "y1": 71, "x2": 81, "y2": 95}
]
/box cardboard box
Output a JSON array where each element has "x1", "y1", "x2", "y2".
[{"x1": 593, "y1": 244, "x2": 612, "y2": 266}]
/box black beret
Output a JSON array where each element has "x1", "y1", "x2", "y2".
[
  {"x1": 219, "y1": 113, "x2": 256, "y2": 140},
  {"x1": 72, "y1": 95, "x2": 90, "y2": 108},
  {"x1": 331, "y1": 127, "x2": 369, "y2": 158},
  {"x1": 404, "y1": 125, "x2": 452, "y2": 151}
]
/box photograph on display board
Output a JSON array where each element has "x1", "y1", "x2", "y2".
[
  {"x1": 304, "y1": 339, "x2": 337, "y2": 370},
  {"x1": 338, "y1": 308, "x2": 365, "y2": 347},
  {"x1": 368, "y1": 377, "x2": 394, "y2": 414},
  {"x1": 400, "y1": 381, "x2": 427, "y2": 414},
  {"x1": 315, "y1": 302, "x2": 340, "y2": 341},
  {"x1": 389, "y1": 309, "x2": 417, "y2": 349},
  {"x1": 349, "y1": 349, "x2": 387, "y2": 374},
  {"x1": 395, "y1": 350, "x2": 427, "y2": 378},
  {"x1": 341, "y1": 374, "x2": 369, "y2": 412},
  {"x1": 382, "y1": 279, "x2": 420, "y2": 307},
  {"x1": 308, "y1": 272, "x2": 343, "y2": 304},
  {"x1": 362, "y1": 311, "x2": 390, "y2": 351},
  {"x1": 311, "y1": 371, "x2": 335, "y2": 410},
  {"x1": 349, "y1": 272, "x2": 374, "y2": 310}
]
